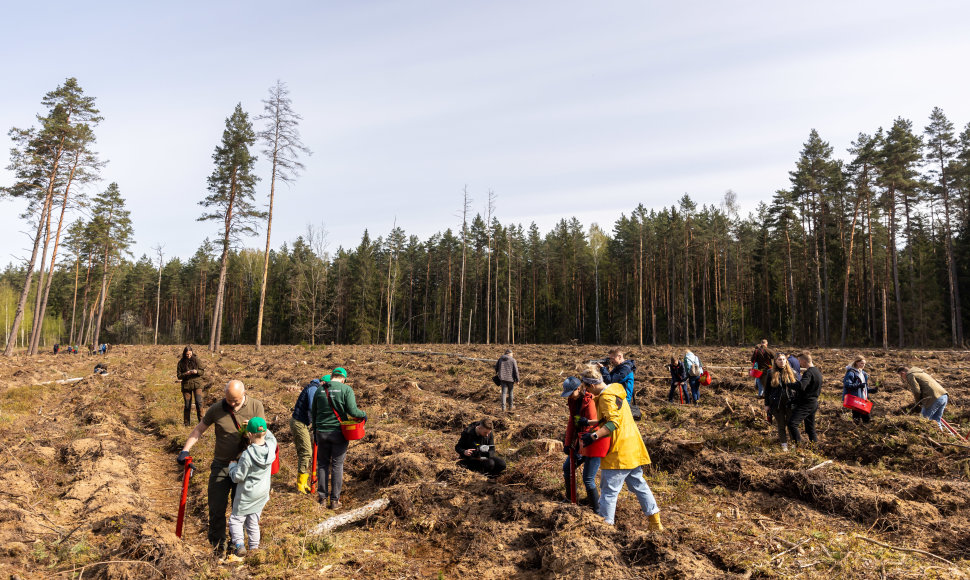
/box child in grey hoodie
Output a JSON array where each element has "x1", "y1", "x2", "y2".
[{"x1": 228, "y1": 416, "x2": 277, "y2": 557}]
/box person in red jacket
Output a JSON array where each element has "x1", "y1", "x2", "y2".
[{"x1": 561, "y1": 376, "x2": 601, "y2": 512}]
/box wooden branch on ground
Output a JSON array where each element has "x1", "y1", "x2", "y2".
[
  {"x1": 385, "y1": 350, "x2": 497, "y2": 363},
  {"x1": 37, "y1": 377, "x2": 85, "y2": 385},
  {"x1": 309, "y1": 498, "x2": 390, "y2": 536},
  {"x1": 925, "y1": 436, "x2": 970, "y2": 451},
  {"x1": 854, "y1": 535, "x2": 955, "y2": 566},
  {"x1": 807, "y1": 460, "x2": 833, "y2": 472},
  {"x1": 769, "y1": 538, "x2": 810, "y2": 561}
]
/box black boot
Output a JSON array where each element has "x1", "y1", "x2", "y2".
[{"x1": 586, "y1": 488, "x2": 599, "y2": 513}]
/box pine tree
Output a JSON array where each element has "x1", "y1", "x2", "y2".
[
  {"x1": 199, "y1": 104, "x2": 263, "y2": 352},
  {"x1": 89, "y1": 183, "x2": 133, "y2": 347}
]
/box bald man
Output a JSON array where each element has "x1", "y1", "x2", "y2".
[{"x1": 178, "y1": 380, "x2": 265, "y2": 555}]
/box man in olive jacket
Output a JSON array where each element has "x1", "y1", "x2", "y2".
[{"x1": 898, "y1": 366, "x2": 949, "y2": 430}]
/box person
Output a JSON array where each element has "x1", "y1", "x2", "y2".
[
  {"x1": 763, "y1": 353, "x2": 798, "y2": 450},
  {"x1": 666, "y1": 356, "x2": 688, "y2": 403},
  {"x1": 311, "y1": 367, "x2": 367, "y2": 510},
  {"x1": 177, "y1": 346, "x2": 206, "y2": 426},
  {"x1": 576, "y1": 364, "x2": 662, "y2": 530},
  {"x1": 750, "y1": 340, "x2": 774, "y2": 398},
  {"x1": 100, "y1": 343, "x2": 107, "y2": 355},
  {"x1": 93, "y1": 362, "x2": 108, "y2": 375},
  {"x1": 177, "y1": 380, "x2": 265, "y2": 555},
  {"x1": 788, "y1": 352, "x2": 821, "y2": 444},
  {"x1": 227, "y1": 416, "x2": 276, "y2": 558},
  {"x1": 683, "y1": 350, "x2": 703, "y2": 404},
  {"x1": 597, "y1": 348, "x2": 637, "y2": 404},
  {"x1": 842, "y1": 355, "x2": 872, "y2": 424},
  {"x1": 495, "y1": 349, "x2": 520, "y2": 412},
  {"x1": 455, "y1": 418, "x2": 506, "y2": 477},
  {"x1": 53, "y1": 344, "x2": 60, "y2": 355},
  {"x1": 290, "y1": 377, "x2": 320, "y2": 493},
  {"x1": 560, "y1": 376, "x2": 600, "y2": 512},
  {"x1": 788, "y1": 353, "x2": 802, "y2": 381},
  {"x1": 897, "y1": 366, "x2": 949, "y2": 431}
]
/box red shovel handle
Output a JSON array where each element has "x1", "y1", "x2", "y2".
[
  {"x1": 310, "y1": 441, "x2": 318, "y2": 494},
  {"x1": 175, "y1": 456, "x2": 193, "y2": 538}
]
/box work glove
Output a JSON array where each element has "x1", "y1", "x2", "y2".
[
  {"x1": 580, "y1": 432, "x2": 596, "y2": 447},
  {"x1": 177, "y1": 450, "x2": 190, "y2": 465},
  {"x1": 574, "y1": 416, "x2": 591, "y2": 429}
]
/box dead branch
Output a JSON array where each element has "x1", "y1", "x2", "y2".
[
  {"x1": 309, "y1": 498, "x2": 390, "y2": 535},
  {"x1": 807, "y1": 460, "x2": 834, "y2": 472},
  {"x1": 854, "y1": 535, "x2": 955, "y2": 566},
  {"x1": 925, "y1": 436, "x2": 970, "y2": 451},
  {"x1": 769, "y1": 538, "x2": 810, "y2": 561}
]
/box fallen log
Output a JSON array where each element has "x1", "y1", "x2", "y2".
[
  {"x1": 309, "y1": 498, "x2": 390, "y2": 536},
  {"x1": 37, "y1": 377, "x2": 85, "y2": 386}
]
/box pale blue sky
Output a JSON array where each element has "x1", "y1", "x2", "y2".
[{"x1": 2, "y1": 1, "x2": 969, "y2": 264}]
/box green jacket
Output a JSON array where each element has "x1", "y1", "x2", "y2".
[
  {"x1": 310, "y1": 378, "x2": 367, "y2": 432},
  {"x1": 905, "y1": 367, "x2": 947, "y2": 408}
]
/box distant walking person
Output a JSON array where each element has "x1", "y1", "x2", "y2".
[
  {"x1": 495, "y1": 349, "x2": 520, "y2": 412},
  {"x1": 897, "y1": 366, "x2": 949, "y2": 431},
  {"x1": 597, "y1": 348, "x2": 636, "y2": 404},
  {"x1": 750, "y1": 340, "x2": 774, "y2": 398},
  {"x1": 683, "y1": 351, "x2": 703, "y2": 404},
  {"x1": 311, "y1": 367, "x2": 367, "y2": 510},
  {"x1": 666, "y1": 356, "x2": 688, "y2": 403},
  {"x1": 788, "y1": 352, "x2": 821, "y2": 444},
  {"x1": 177, "y1": 346, "x2": 206, "y2": 426},
  {"x1": 842, "y1": 355, "x2": 872, "y2": 424}
]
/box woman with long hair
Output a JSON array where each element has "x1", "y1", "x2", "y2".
[
  {"x1": 763, "y1": 352, "x2": 798, "y2": 450},
  {"x1": 842, "y1": 355, "x2": 872, "y2": 425},
  {"x1": 177, "y1": 345, "x2": 206, "y2": 426}
]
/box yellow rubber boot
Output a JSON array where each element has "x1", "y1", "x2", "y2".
[
  {"x1": 648, "y1": 512, "x2": 664, "y2": 531},
  {"x1": 297, "y1": 473, "x2": 309, "y2": 494}
]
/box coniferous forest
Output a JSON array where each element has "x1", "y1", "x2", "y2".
[{"x1": 4, "y1": 78, "x2": 970, "y2": 351}]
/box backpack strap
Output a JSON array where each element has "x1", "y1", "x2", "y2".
[{"x1": 323, "y1": 382, "x2": 344, "y2": 422}]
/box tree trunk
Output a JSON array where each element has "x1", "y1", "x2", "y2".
[
  {"x1": 840, "y1": 194, "x2": 863, "y2": 345},
  {"x1": 28, "y1": 206, "x2": 54, "y2": 354},
  {"x1": 255, "y1": 153, "x2": 278, "y2": 351}
]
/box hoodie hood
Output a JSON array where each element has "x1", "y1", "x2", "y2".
[
  {"x1": 615, "y1": 358, "x2": 636, "y2": 374},
  {"x1": 246, "y1": 431, "x2": 277, "y2": 469}
]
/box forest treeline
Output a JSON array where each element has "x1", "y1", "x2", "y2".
[{"x1": 4, "y1": 78, "x2": 970, "y2": 351}]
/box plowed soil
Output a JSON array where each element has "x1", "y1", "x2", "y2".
[{"x1": 1, "y1": 344, "x2": 969, "y2": 579}]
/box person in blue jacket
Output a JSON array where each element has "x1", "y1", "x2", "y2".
[
  {"x1": 290, "y1": 377, "x2": 322, "y2": 493},
  {"x1": 683, "y1": 351, "x2": 703, "y2": 404},
  {"x1": 597, "y1": 348, "x2": 636, "y2": 403},
  {"x1": 842, "y1": 355, "x2": 872, "y2": 424}
]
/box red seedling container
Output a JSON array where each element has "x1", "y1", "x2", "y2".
[
  {"x1": 843, "y1": 394, "x2": 873, "y2": 414},
  {"x1": 700, "y1": 371, "x2": 713, "y2": 386},
  {"x1": 748, "y1": 368, "x2": 763, "y2": 378},
  {"x1": 580, "y1": 433, "x2": 611, "y2": 457},
  {"x1": 340, "y1": 418, "x2": 366, "y2": 440}
]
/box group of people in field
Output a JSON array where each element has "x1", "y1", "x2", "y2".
[
  {"x1": 170, "y1": 340, "x2": 955, "y2": 559},
  {"x1": 52, "y1": 342, "x2": 107, "y2": 355}
]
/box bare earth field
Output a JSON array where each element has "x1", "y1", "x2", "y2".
[{"x1": 1, "y1": 344, "x2": 969, "y2": 579}]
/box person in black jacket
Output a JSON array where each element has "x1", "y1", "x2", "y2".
[
  {"x1": 456, "y1": 418, "x2": 506, "y2": 477},
  {"x1": 666, "y1": 357, "x2": 688, "y2": 403},
  {"x1": 763, "y1": 353, "x2": 799, "y2": 450},
  {"x1": 788, "y1": 352, "x2": 821, "y2": 444}
]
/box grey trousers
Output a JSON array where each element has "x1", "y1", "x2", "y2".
[
  {"x1": 500, "y1": 381, "x2": 514, "y2": 410},
  {"x1": 315, "y1": 429, "x2": 349, "y2": 502},
  {"x1": 228, "y1": 512, "x2": 261, "y2": 549}
]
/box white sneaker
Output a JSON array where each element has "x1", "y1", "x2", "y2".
[{"x1": 781, "y1": 443, "x2": 789, "y2": 451}]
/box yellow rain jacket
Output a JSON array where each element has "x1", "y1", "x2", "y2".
[{"x1": 595, "y1": 382, "x2": 651, "y2": 470}]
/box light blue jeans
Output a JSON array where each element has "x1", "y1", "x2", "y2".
[
  {"x1": 922, "y1": 394, "x2": 948, "y2": 427},
  {"x1": 598, "y1": 466, "x2": 659, "y2": 525},
  {"x1": 755, "y1": 377, "x2": 764, "y2": 397}
]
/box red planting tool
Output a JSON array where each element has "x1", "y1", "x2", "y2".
[
  {"x1": 568, "y1": 451, "x2": 577, "y2": 504},
  {"x1": 175, "y1": 456, "x2": 193, "y2": 539},
  {"x1": 941, "y1": 418, "x2": 968, "y2": 441},
  {"x1": 310, "y1": 440, "x2": 318, "y2": 494}
]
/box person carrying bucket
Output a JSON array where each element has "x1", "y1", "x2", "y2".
[
  {"x1": 560, "y1": 376, "x2": 601, "y2": 512},
  {"x1": 750, "y1": 340, "x2": 774, "y2": 398},
  {"x1": 290, "y1": 377, "x2": 321, "y2": 493},
  {"x1": 897, "y1": 366, "x2": 949, "y2": 431},
  {"x1": 310, "y1": 367, "x2": 367, "y2": 510},
  {"x1": 577, "y1": 364, "x2": 663, "y2": 530},
  {"x1": 842, "y1": 355, "x2": 873, "y2": 425}
]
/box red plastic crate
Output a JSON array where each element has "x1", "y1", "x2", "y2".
[{"x1": 843, "y1": 394, "x2": 872, "y2": 414}]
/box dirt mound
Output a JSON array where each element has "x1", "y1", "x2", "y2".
[{"x1": 370, "y1": 452, "x2": 437, "y2": 485}]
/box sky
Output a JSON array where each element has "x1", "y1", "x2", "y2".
[{"x1": 2, "y1": 0, "x2": 970, "y2": 265}]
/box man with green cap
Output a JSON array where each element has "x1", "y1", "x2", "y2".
[{"x1": 310, "y1": 367, "x2": 367, "y2": 510}]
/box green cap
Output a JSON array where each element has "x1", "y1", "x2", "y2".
[
  {"x1": 246, "y1": 416, "x2": 267, "y2": 434},
  {"x1": 321, "y1": 374, "x2": 331, "y2": 382},
  {"x1": 332, "y1": 367, "x2": 347, "y2": 377}
]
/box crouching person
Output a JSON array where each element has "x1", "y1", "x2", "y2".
[
  {"x1": 228, "y1": 417, "x2": 276, "y2": 558},
  {"x1": 578, "y1": 364, "x2": 663, "y2": 530},
  {"x1": 456, "y1": 418, "x2": 506, "y2": 477}
]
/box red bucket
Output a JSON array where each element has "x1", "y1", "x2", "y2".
[
  {"x1": 843, "y1": 394, "x2": 872, "y2": 415},
  {"x1": 340, "y1": 419, "x2": 366, "y2": 440},
  {"x1": 580, "y1": 433, "x2": 611, "y2": 457},
  {"x1": 700, "y1": 370, "x2": 712, "y2": 386},
  {"x1": 748, "y1": 368, "x2": 763, "y2": 378}
]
